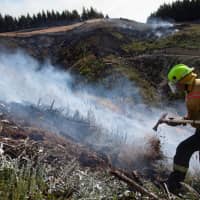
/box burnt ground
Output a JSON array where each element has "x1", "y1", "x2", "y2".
[
  {"x1": 0, "y1": 101, "x2": 169, "y2": 199},
  {"x1": 1, "y1": 19, "x2": 200, "y2": 199},
  {"x1": 0, "y1": 102, "x2": 127, "y2": 199},
  {"x1": 1, "y1": 19, "x2": 200, "y2": 104},
  {"x1": 0, "y1": 101, "x2": 164, "y2": 172}
]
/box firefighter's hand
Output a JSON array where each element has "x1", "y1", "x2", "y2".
[
  {"x1": 181, "y1": 116, "x2": 188, "y2": 126},
  {"x1": 165, "y1": 118, "x2": 180, "y2": 126}
]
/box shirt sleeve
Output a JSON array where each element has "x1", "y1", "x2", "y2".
[{"x1": 186, "y1": 99, "x2": 198, "y2": 120}]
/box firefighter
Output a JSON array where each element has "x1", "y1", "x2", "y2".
[{"x1": 167, "y1": 63, "x2": 200, "y2": 193}]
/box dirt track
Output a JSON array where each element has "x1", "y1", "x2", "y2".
[
  {"x1": 0, "y1": 19, "x2": 103, "y2": 37},
  {"x1": 0, "y1": 18, "x2": 150, "y2": 38}
]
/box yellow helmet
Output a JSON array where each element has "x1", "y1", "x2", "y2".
[
  {"x1": 168, "y1": 64, "x2": 195, "y2": 93},
  {"x1": 168, "y1": 64, "x2": 194, "y2": 84}
]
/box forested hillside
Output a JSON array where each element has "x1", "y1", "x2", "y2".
[
  {"x1": 0, "y1": 7, "x2": 106, "y2": 33},
  {"x1": 149, "y1": 0, "x2": 200, "y2": 22}
]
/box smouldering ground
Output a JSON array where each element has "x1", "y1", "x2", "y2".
[{"x1": 1, "y1": 101, "x2": 200, "y2": 199}]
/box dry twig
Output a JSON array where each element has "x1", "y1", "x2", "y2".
[{"x1": 110, "y1": 168, "x2": 162, "y2": 200}]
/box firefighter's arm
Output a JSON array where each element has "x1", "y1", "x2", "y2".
[
  {"x1": 185, "y1": 100, "x2": 194, "y2": 120},
  {"x1": 165, "y1": 117, "x2": 181, "y2": 126},
  {"x1": 184, "y1": 100, "x2": 196, "y2": 125}
]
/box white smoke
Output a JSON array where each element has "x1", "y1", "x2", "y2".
[
  {"x1": 0, "y1": 49, "x2": 148, "y2": 140},
  {"x1": 0, "y1": 49, "x2": 198, "y2": 173},
  {"x1": 147, "y1": 17, "x2": 174, "y2": 29},
  {"x1": 147, "y1": 17, "x2": 178, "y2": 38}
]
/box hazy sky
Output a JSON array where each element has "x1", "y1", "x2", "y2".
[{"x1": 0, "y1": 0, "x2": 177, "y2": 22}]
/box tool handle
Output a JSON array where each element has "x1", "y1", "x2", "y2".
[
  {"x1": 153, "y1": 118, "x2": 200, "y2": 131},
  {"x1": 162, "y1": 119, "x2": 200, "y2": 125}
]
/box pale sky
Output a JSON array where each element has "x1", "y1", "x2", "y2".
[{"x1": 0, "y1": 0, "x2": 177, "y2": 22}]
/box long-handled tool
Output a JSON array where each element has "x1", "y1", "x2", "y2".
[{"x1": 153, "y1": 113, "x2": 200, "y2": 131}]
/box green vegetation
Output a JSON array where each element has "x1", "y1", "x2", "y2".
[
  {"x1": 102, "y1": 55, "x2": 158, "y2": 103},
  {"x1": 114, "y1": 63, "x2": 158, "y2": 103},
  {"x1": 0, "y1": 165, "x2": 46, "y2": 200},
  {"x1": 123, "y1": 25, "x2": 200, "y2": 54},
  {"x1": 149, "y1": 0, "x2": 200, "y2": 22},
  {"x1": 77, "y1": 55, "x2": 107, "y2": 82},
  {"x1": 122, "y1": 40, "x2": 153, "y2": 53},
  {"x1": 0, "y1": 156, "x2": 71, "y2": 200},
  {"x1": 110, "y1": 32, "x2": 124, "y2": 40},
  {"x1": 70, "y1": 52, "x2": 158, "y2": 103}
]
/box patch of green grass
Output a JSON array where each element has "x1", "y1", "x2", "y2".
[
  {"x1": 102, "y1": 55, "x2": 159, "y2": 103},
  {"x1": 0, "y1": 155, "x2": 72, "y2": 200},
  {"x1": 0, "y1": 166, "x2": 47, "y2": 200},
  {"x1": 111, "y1": 31, "x2": 124, "y2": 40},
  {"x1": 122, "y1": 38, "x2": 174, "y2": 54},
  {"x1": 78, "y1": 54, "x2": 107, "y2": 82},
  {"x1": 123, "y1": 24, "x2": 200, "y2": 54},
  {"x1": 122, "y1": 40, "x2": 149, "y2": 53},
  {"x1": 157, "y1": 31, "x2": 200, "y2": 49},
  {"x1": 117, "y1": 66, "x2": 158, "y2": 103}
]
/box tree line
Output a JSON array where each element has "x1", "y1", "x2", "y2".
[
  {"x1": 149, "y1": 0, "x2": 200, "y2": 22},
  {"x1": 0, "y1": 7, "x2": 106, "y2": 33}
]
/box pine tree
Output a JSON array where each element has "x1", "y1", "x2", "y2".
[
  {"x1": 26, "y1": 13, "x2": 32, "y2": 28},
  {"x1": 0, "y1": 14, "x2": 5, "y2": 32},
  {"x1": 32, "y1": 14, "x2": 38, "y2": 27},
  {"x1": 149, "y1": 0, "x2": 200, "y2": 22},
  {"x1": 0, "y1": 7, "x2": 106, "y2": 32},
  {"x1": 18, "y1": 15, "x2": 27, "y2": 29},
  {"x1": 71, "y1": 10, "x2": 80, "y2": 21},
  {"x1": 41, "y1": 10, "x2": 47, "y2": 24},
  {"x1": 81, "y1": 7, "x2": 88, "y2": 20}
]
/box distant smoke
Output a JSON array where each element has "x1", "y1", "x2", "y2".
[
  {"x1": 108, "y1": 18, "x2": 178, "y2": 38},
  {"x1": 147, "y1": 17, "x2": 178, "y2": 38},
  {"x1": 0, "y1": 49, "x2": 198, "y2": 172},
  {"x1": 147, "y1": 17, "x2": 174, "y2": 28}
]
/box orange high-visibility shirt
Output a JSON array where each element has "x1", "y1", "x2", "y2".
[{"x1": 186, "y1": 79, "x2": 200, "y2": 128}]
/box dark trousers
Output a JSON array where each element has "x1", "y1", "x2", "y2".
[
  {"x1": 168, "y1": 128, "x2": 200, "y2": 189},
  {"x1": 174, "y1": 128, "x2": 200, "y2": 173}
]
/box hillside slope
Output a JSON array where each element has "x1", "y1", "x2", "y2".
[
  {"x1": 0, "y1": 18, "x2": 185, "y2": 103},
  {"x1": 1, "y1": 19, "x2": 200, "y2": 104},
  {"x1": 1, "y1": 18, "x2": 200, "y2": 199}
]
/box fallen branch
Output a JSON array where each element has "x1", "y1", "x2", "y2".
[
  {"x1": 181, "y1": 182, "x2": 200, "y2": 199},
  {"x1": 163, "y1": 183, "x2": 173, "y2": 200},
  {"x1": 110, "y1": 168, "x2": 161, "y2": 200},
  {"x1": 132, "y1": 170, "x2": 143, "y2": 185},
  {"x1": 65, "y1": 158, "x2": 77, "y2": 175}
]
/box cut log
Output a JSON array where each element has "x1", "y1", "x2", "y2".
[
  {"x1": 181, "y1": 182, "x2": 200, "y2": 199},
  {"x1": 110, "y1": 169, "x2": 162, "y2": 200}
]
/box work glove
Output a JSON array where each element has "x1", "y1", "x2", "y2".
[
  {"x1": 165, "y1": 117, "x2": 180, "y2": 126},
  {"x1": 181, "y1": 116, "x2": 188, "y2": 126},
  {"x1": 165, "y1": 117, "x2": 187, "y2": 126}
]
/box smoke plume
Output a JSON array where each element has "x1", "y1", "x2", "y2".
[
  {"x1": 147, "y1": 17, "x2": 178, "y2": 38},
  {"x1": 0, "y1": 49, "x2": 198, "y2": 172}
]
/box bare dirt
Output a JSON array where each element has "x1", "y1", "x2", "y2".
[
  {"x1": 1, "y1": 19, "x2": 200, "y2": 199},
  {"x1": 0, "y1": 18, "x2": 149, "y2": 37},
  {"x1": 0, "y1": 100, "x2": 166, "y2": 199}
]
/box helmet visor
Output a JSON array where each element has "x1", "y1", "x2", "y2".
[{"x1": 168, "y1": 82, "x2": 178, "y2": 94}]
